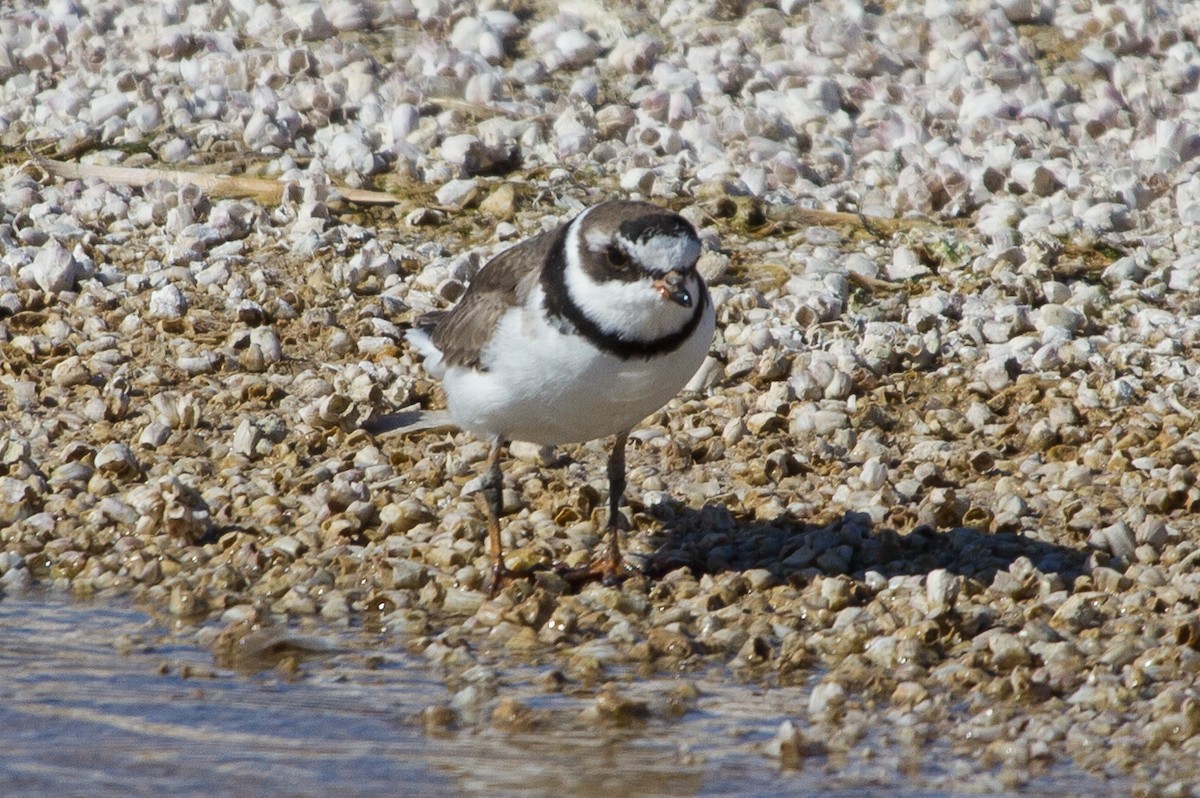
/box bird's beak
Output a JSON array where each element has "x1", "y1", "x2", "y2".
[{"x1": 653, "y1": 271, "x2": 693, "y2": 307}]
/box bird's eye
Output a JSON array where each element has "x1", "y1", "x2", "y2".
[{"x1": 606, "y1": 245, "x2": 629, "y2": 267}]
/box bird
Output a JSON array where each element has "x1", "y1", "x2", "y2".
[{"x1": 405, "y1": 199, "x2": 715, "y2": 591}]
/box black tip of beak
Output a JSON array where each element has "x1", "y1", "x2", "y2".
[{"x1": 656, "y1": 272, "x2": 693, "y2": 307}]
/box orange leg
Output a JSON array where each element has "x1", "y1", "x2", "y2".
[
  {"x1": 556, "y1": 430, "x2": 634, "y2": 587},
  {"x1": 602, "y1": 429, "x2": 629, "y2": 582},
  {"x1": 481, "y1": 436, "x2": 509, "y2": 595}
]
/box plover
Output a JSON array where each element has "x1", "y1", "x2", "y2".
[{"x1": 406, "y1": 199, "x2": 715, "y2": 589}]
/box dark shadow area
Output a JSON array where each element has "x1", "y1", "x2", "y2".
[{"x1": 643, "y1": 502, "x2": 1089, "y2": 587}]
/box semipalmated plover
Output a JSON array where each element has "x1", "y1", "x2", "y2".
[{"x1": 406, "y1": 199, "x2": 715, "y2": 589}]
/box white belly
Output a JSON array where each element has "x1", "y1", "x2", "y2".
[{"x1": 443, "y1": 302, "x2": 715, "y2": 445}]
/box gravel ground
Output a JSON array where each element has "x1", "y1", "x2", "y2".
[{"x1": 3, "y1": 0, "x2": 1200, "y2": 793}]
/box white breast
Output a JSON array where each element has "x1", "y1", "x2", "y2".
[{"x1": 441, "y1": 289, "x2": 715, "y2": 445}]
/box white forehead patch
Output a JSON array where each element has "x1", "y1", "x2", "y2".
[
  {"x1": 582, "y1": 227, "x2": 701, "y2": 275},
  {"x1": 623, "y1": 233, "x2": 701, "y2": 275}
]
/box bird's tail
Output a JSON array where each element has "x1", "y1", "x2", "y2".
[
  {"x1": 365, "y1": 405, "x2": 457, "y2": 437},
  {"x1": 404, "y1": 311, "x2": 446, "y2": 378}
]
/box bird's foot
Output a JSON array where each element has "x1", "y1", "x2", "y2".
[
  {"x1": 553, "y1": 557, "x2": 638, "y2": 588},
  {"x1": 485, "y1": 562, "x2": 538, "y2": 597}
]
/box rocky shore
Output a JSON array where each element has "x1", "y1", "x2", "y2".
[{"x1": 3, "y1": 0, "x2": 1200, "y2": 792}]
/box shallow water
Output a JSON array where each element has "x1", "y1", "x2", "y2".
[{"x1": 0, "y1": 592, "x2": 1124, "y2": 798}]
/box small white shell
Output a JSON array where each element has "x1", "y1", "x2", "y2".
[
  {"x1": 450, "y1": 18, "x2": 505, "y2": 64},
  {"x1": 464, "y1": 72, "x2": 500, "y2": 105},
  {"x1": 549, "y1": 30, "x2": 600, "y2": 70},
  {"x1": 285, "y1": 4, "x2": 335, "y2": 41},
  {"x1": 90, "y1": 92, "x2": 131, "y2": 125},
  {"x1": 232, "y1": 418, "x2": 262, "y2": 458},
  {"x1": 149, "y1": 285, "x2": 188, "y2": 319},
  {"x1": 95, "y1": 442, "x2": 141, "y2": 479},
  {"x1": 434, "y1": 178, "x2": 481, "y2": 208},
  {"x1": 325, "y1": 0, "x2": 372, "y2": 32},
  {"x1": 326, "y1": 130, "x2": 377, "y2": 176},
  {"x1": 138, "y1": 421, "x2": 172, "y2": 449},
  {"x1": 23, "y1": 239, "x2": 82, "y2": 293},
  {"x1": 249, "y1": 328, "x2": 283, "y2": 363}
]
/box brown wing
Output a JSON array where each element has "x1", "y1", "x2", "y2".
[{"x1": 422, "y1": 223, "x2": 567, "y2": 369}]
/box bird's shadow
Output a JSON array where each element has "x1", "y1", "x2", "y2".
[{"x1": 640, "y1": 501, "x2": 1088, "y2": 587}]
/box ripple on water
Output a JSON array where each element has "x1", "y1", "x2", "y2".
[{"x1": 0, "y1": 592, "x2": 1125, "y2": 798}]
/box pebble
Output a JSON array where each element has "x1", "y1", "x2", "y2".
[
  {"x1": 50, "y1": 356, "x2": 90, "y2": 387},
  {"x1": 24, "y1": 238, "x2": 84, "y2": 293},
  {"x1": 434, "y1": 178, "x2": 481, "y2": 209},
  {"x1": 149, "y1": 285, "x2": 188, "y2": 319}
]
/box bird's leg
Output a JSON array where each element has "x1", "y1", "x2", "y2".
[
  {"x1": 602, "y1": 429, "x2": 629, "y2": 582},
  {"x1": 555, "y1": 430, "x2": 635, "y2": 587},
  {"x1": 481, "y1": 436, "x2": 508, "y2": 595}
]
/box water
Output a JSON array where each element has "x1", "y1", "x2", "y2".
[
  {"x1": 0, "y1": 595, "x2": 436, "y2": 796},
  {"x1": 0, "y1": 592, "x2": 787, "y2": 798},
  {"x1": 0, "y1": 592, "x2": 1122, "y2": 797}
]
